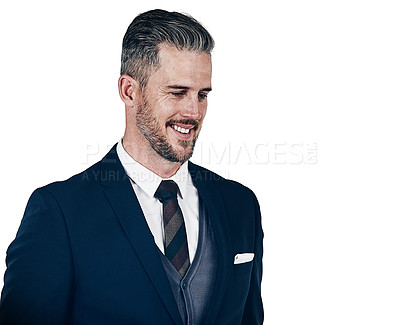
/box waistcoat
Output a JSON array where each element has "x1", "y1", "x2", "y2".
[{"x1": 159, "y1": 200, "x2": 218, "y2": 325}]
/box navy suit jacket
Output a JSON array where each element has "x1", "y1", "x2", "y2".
[{"x1": 0, "y1": 145, "x2": 263, "y2": 324}]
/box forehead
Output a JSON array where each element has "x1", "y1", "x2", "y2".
[{"x1": 149, "y1": 44, "x2": 212, "y2": 88}]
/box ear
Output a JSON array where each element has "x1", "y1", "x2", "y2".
[{"x1": 118, "y1": 74, "x2": 141, "y2": 107}]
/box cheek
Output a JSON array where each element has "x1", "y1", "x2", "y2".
[
  {"x1": 149, "y1": 108, "x2": 175, "y2": 126},
  {"x1": 199, "y1": 104, "x2": 207, "y2": 119},
  {"x1": 158, "y1": 100, "x2": 181, "y2": 116}
]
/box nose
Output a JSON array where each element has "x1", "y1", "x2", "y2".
[{"x1": 180, "y1": 95, "x2": 202, "y2": 120}]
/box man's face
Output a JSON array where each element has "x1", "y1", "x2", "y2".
[{"x1": 136, "y1": 44, "x2": 212, "y2": 163}]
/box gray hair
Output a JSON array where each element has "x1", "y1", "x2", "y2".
[{"x1": 120, "y1": 9, "x2": 214, "y2": 89}]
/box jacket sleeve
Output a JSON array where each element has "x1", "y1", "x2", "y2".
[
  {"x1": 0, "y1": 187, "x2": 74, "y2": 325},
  {"x1": 241, "y1": 192, "x2": 264, "y2": 324}
]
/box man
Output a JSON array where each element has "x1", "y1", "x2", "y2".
[{"x1": 0, "y1": 9, "x2": 263, "y2": 325}]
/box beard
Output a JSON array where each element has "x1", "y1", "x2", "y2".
[{"x1": 135, "y1": 97, "x2": 200, "y2": 163}]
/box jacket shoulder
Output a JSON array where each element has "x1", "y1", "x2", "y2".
[
  {"x1": 41, "y1": 160, "x2": 103, "y2": 194},
  {"x1": 38, "y1": 143, "x2": 123, "y2": 195}
]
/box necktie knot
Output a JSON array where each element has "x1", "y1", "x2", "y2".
[{"x1": 154, "y1": 180, "x2": 179, "y2": 204}]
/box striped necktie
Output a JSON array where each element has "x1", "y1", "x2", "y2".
[{"x1": 154, "y1": 180, "x2": 190, "y2": 277}]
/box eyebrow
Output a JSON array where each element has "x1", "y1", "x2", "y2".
[{"x1": 166, "y1": 85, "x2": 212, "y2": 92}]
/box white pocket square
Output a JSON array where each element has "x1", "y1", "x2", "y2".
[{"x1": 234, "y1": 253, "x2": 255, "y2": 264}]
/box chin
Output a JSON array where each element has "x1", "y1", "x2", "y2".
[
  {"x1": 163, "y1": 143, "x2": 195, "y2": 163},
  {"x1": 171, "y1": 149, "x2": 194, "y2": 163}
]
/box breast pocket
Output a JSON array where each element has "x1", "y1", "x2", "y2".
[{"x1": 233, "y1": 260, "x2": 254, "y2": 275}]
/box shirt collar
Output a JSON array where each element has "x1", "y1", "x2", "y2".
[{"x1": 116, "y1": 140, "x2": 189, "y2": 199}]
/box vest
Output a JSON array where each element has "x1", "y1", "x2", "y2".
[{"x1": 159, "y1": 200, "x2": 218, "y2": 325}]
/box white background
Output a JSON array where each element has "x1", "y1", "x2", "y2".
[{"x1": 1, "y1": 0, "x2": 399, "y2": 324}]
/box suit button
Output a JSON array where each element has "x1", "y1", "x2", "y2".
[{"x1": 181, "y1": 281, "x2": 188, "y2": 289}]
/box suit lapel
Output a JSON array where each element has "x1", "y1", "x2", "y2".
[
  {"x1": 100, "y1": 145, "x2": 183, "y2": 325},
  {"x1": 189, "y1": 162, "x2": 233, "y2": 324}
]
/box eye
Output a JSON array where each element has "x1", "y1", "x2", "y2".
[
  {"x1": 171, "y1": 92, "x2": 185, "y2": 98},
  {"x1": 198, "y1": 92, "x2": 208, "y2": 100}
]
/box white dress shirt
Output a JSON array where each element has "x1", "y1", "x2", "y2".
[{"x1": 116, "y1": 140, "x2": 199, "y2": 263}]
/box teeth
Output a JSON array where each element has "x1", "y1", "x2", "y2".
[{"x1": 172, "y1": 124, "x2": 190, "y2": 134}]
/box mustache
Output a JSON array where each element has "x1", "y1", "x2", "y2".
[{"x1": 166, "y1": 119, "x2": 200, "y2": 130}]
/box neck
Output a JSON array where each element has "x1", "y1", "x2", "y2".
[{"x1": 122, "y1": 134, "x2": 182, "y2": 179}]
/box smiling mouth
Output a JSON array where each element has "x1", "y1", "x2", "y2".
[
  {"x1": 167, "y1": 120, "x2": 198, "y2": 135},
  {"x1": 171, "y1": 124, "x2": 191, "y2": 134}
]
